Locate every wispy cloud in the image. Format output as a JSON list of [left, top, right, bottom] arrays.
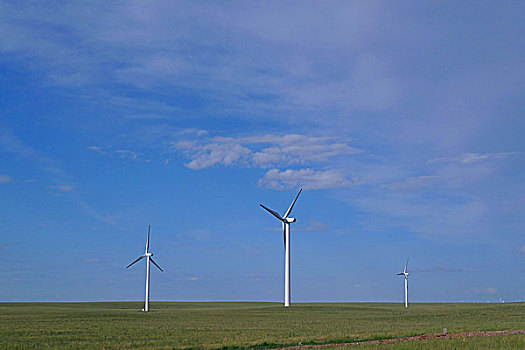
[[115, 149, 150, 162], [428, 152, 517, 164], [297, 219, 332, 232], [412, 264, 469, 273], [48, 185, 75, 193], [0, 175, 11, 183], [259, 168, 352, 190], [172, 276, 203, 282], [244, 272, 279, 283], [0, 128, 115, 226], [0, 242, 27, 256], [466, 287, 499, 295], [0, 1, 402, 123], [0, 127, 67, 181], [87, 146, 105, 153], [88, 146, 151, 162], [85, 259, 102, 264], [383, 175, 439, 191], [185, 276, 202, 281]]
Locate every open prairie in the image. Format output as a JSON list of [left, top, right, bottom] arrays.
[[0, 302, 523, 349]]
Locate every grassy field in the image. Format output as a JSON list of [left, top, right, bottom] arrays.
[[0, 302, 523, 349]]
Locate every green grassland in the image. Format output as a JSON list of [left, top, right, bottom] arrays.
[[0, 302, 523, 349]]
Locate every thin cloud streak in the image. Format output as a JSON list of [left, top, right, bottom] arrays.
[[411, 264, 470, 273], [428, 152, 518, 164], [0, 128, 116, 227]]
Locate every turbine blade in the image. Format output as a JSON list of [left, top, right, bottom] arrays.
[[126, 255, 145, 269], [397, 272, 404, 275], [145, 225, 150, 254], [260, 204, 284, 221], [404, 258, 409, 273], [150, 257, 163, 272], [283, 188, 302, 219]]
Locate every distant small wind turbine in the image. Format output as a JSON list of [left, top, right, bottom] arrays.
[[126, 225, 163, 312], [397, 258, 410, 308], [260, 188, 302, 307]]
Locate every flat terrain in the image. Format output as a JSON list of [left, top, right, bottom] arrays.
[[0, 302, 523, 349]]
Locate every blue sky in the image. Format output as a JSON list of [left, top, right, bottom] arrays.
[[1, 1, 524, 303]]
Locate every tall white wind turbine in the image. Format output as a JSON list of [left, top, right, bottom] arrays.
[[397, 258, 410, 308], [126, 225, 163, 312], [260, 188, 302, 307]]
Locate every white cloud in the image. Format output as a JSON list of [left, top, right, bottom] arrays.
[[174, 133, 359, 189], [258, 168, 352, 190], [0, 175, 11, 183], [174, 133, 359, 170]]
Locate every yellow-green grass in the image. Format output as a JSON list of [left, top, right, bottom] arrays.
[[0, 302, 523, 349]]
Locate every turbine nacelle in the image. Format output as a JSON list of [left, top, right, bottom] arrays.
[[285, 217, 296, 223]]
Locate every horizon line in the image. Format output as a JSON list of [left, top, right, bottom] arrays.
[[1, 300, 523, 304]]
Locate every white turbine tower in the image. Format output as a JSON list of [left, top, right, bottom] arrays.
[[397, 258, 410, 308], [126, 225, 163, 312], [260, 188, 302, 307]]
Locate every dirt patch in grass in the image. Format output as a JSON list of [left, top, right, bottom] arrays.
[[277, 330, 525, 349]]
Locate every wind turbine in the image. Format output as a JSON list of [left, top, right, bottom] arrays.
[[260, 188, 302, 307], [126, 225, 163, 312], [397, 258, 410, 308]]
